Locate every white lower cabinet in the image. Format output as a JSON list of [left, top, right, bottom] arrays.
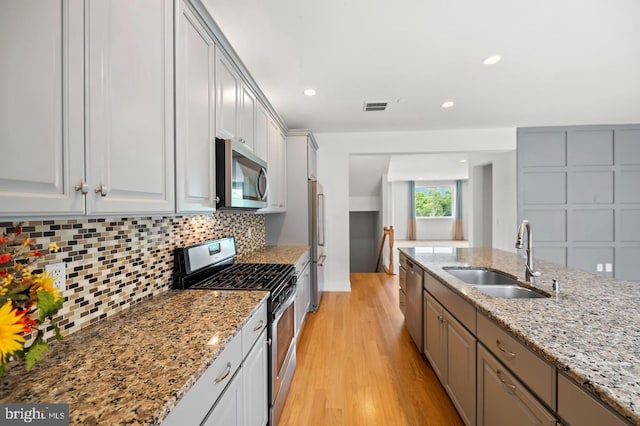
[[477, 345, 557, 426], [242, 329, 268, 426], [204, 369, 245, 426], [295, 262, 311, 339], [423, 291, 476, 425]]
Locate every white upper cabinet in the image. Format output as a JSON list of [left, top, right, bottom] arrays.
[[175, 0, 217, 213], [239, 84, 256, 152], [0, 0, 85, 216], [254, 104, 269, 162], [85, 0, 175, 214], [215, 47, 239, 141], [260, 120, 287, 213]]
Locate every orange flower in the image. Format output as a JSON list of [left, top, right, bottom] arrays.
[[0, 254, 11, 264], [16, 308, 37, 334], [0, 237, 8, 244]]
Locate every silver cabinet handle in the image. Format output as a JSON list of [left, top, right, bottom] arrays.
[[497, 369, 517, 392], [253, 320, 264, 332], [95, 184, 109, 197], [496, 340, 516, 359], [214, 362, 232, 384], [75, 182, 89, 195]]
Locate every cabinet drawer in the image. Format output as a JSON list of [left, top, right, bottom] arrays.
[[424, 271, 476, 333], [558, 373, 629, 426], [164, 332, 243, 425], [399, 266, 407, 292], [477, 345, 557, 426], [242, 300, 268, 359], [477, 314, 556, 408]]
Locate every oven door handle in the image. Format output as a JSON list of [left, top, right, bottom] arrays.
[[274, 289, 296, 321]]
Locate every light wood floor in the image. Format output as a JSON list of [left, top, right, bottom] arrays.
[[279, 273, 463, 426]]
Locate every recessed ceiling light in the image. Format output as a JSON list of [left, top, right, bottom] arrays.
[[482, 55, 502, 65], [304, 88, 316, 97], [441, 101, 455, 109], [460, 159, 467, 163]]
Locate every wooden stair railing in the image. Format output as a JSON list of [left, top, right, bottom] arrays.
[[376, 226, 394, 275]]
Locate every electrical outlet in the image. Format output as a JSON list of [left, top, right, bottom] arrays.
[[596, 263, 603, 272], [605, 263, 613, 273], [45, 262, 66, 292]]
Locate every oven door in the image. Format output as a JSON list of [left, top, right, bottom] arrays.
[[271, 289, 296, 418]]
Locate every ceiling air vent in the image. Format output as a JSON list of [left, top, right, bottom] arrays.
[[363, 102, 388, 112]]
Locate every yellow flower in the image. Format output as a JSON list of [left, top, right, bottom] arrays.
[[48, 243, 59, 253], [22, 238, 31, 247], [31, 272, 61, 301], [0, 301, 26, 364], [2, 274, 14, 287]]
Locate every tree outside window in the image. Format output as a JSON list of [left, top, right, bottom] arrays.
[[415, 186, 454, 218]]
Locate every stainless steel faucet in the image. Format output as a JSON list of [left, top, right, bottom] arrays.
[[515, 220, 541, 284]]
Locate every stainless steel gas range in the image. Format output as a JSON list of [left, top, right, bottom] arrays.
[[174, 237, 297, 426]]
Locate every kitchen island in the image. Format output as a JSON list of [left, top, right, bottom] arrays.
[[0, 289, 268, 424], [400, 247, 640, 425]]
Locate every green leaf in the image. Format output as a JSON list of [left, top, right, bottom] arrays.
[[36, 290, 63, 322], [24, 340, 48, 372], [0, 364, 4, 377], [54, 325, 63, 341]]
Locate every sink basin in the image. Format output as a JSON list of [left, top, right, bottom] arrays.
[[473, 285, 549, 299], [443, 267, 521, 286]]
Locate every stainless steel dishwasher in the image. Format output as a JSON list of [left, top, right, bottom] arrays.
[[405, 259, 423, 352]]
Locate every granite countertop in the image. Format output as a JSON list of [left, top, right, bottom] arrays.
[[237, 245, 310, 265], [399, 247, 640, 424], [0, 289, 268, 425]]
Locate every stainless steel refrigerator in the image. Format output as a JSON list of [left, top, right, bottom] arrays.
[[309, 180, 326, 311]]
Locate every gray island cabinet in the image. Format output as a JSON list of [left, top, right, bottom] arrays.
[[398, 247, 636, 426]]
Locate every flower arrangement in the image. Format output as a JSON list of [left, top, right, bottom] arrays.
[[0, 225, 64, 376]]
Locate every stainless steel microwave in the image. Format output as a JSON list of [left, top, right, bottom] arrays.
[[215, 138, 268, 209]]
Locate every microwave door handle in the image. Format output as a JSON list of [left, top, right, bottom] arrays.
[[257, 167, 269, 200]]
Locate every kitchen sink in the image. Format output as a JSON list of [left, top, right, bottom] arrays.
[[443, 267, 521, 286], [472, 285, 549, 299]]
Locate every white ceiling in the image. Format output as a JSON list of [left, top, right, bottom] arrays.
[[203, 0, 640, 133]]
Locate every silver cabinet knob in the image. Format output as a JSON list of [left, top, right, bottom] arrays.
[[75, 182, 89, 195], [95, 184, 109, 197]]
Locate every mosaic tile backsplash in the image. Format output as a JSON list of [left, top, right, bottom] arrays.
[[0, 212, 265, 340]]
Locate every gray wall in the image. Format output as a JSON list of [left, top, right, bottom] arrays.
[[517, 124, 640, 281], [349, 211, 380, 272]]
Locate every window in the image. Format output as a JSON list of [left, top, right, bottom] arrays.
[[415, 185, 454, 218]]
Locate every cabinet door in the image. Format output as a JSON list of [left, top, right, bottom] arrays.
[[239, 84, 256, 152], [0, 0, 85, 216], [423, 292, 445, 381], [444, 310, 476, 426], [278, 129, 287, 209], [254, 104, 269, 162], [86, 0, 175, 214], [242, 330, 268, 426], [477, 345, 557, 426], [215, 48, 239, 141], [203, 370, 245, 426], [175, 0, 216, 213]]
